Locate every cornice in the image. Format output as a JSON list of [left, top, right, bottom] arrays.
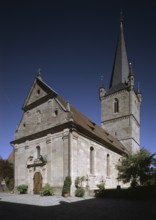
[[102, 114, 140, 127]]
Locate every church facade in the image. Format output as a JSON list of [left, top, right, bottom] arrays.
[[11, 18, 141, 196]]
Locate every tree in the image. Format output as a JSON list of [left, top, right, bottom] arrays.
[[0, 158, 14, 190], [117, 148, 156, 187], [62, 176, 72, 197]]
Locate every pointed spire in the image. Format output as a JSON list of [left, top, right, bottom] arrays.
[[109, 14, 129, 89]]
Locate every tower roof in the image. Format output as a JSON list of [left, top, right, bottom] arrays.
[[109, 16, 129, 89]]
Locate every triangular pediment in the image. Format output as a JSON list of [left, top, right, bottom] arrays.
[[22, 76, 57, 111]]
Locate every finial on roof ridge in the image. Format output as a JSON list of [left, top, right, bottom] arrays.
[[37, 68, 42, 80], [100, 73, 104, 86], [37, 68, 42, 76], [66, 101, 71, 112]]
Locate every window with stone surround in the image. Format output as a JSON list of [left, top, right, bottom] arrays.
[[36, 146, 40, 159], [90, 147, 94, 174], [106, 154, 110, 177]]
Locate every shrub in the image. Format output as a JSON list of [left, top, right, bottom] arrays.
[[40, 183, 54, 196], [75, 176, 85, 197], [96, 182, 105, 198], [75, 176, 84, 188], [17, 184, 28, 194], [62, 176, 72, 196], [75, 187, 85, 197]]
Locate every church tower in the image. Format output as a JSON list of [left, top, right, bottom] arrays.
[[99, 17, 142, 154]]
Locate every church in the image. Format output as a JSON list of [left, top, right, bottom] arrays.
[[11, 18, 142, 196]]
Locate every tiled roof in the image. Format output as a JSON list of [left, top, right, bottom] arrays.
[[105, 82, 129, 96], [57, 96, 128, 155]]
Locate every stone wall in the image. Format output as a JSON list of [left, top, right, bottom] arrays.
[[100, 89, 140, 153], [14, 129, 123, 196]]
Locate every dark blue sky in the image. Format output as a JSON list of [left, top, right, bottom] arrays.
[[1, 1, 156, 159]]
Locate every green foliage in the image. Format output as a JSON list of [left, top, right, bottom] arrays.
[[75, 176, 84, 188], [96, 182, 105, 197], [75, 187, 85, 197], [97, 182, 105, 191], [96, 186, 156, 199], [75, 176, 85, 197], [62, 176, 72, 195], [0, 158, 14, 191], [117, 148, 156, 187], [17, 184, 28, 194], [40, 183, 54, 196], [5, 177, 14, 191], [0, 159, 14, 179]]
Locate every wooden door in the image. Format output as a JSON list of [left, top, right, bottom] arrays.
[[33, 172, 42, 194]]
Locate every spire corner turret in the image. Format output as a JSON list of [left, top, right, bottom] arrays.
[[137, 83, 142, 103], [99, 74, 106, 100], [128, 62, 135, 90]]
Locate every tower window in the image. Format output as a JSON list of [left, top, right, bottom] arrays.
[[90, 147, 94, 174], [114, 98, 119, 113]]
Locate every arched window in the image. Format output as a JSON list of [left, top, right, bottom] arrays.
[[36, 146, 40, 159], [114, 98, 119, 113], [90, 147, 94, 174], [106, 154, 110, 177]]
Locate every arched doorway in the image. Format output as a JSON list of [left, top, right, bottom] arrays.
[[33, 172, 42, 194]]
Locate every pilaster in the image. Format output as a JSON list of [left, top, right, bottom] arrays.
[[62, 129, 70, 179]]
